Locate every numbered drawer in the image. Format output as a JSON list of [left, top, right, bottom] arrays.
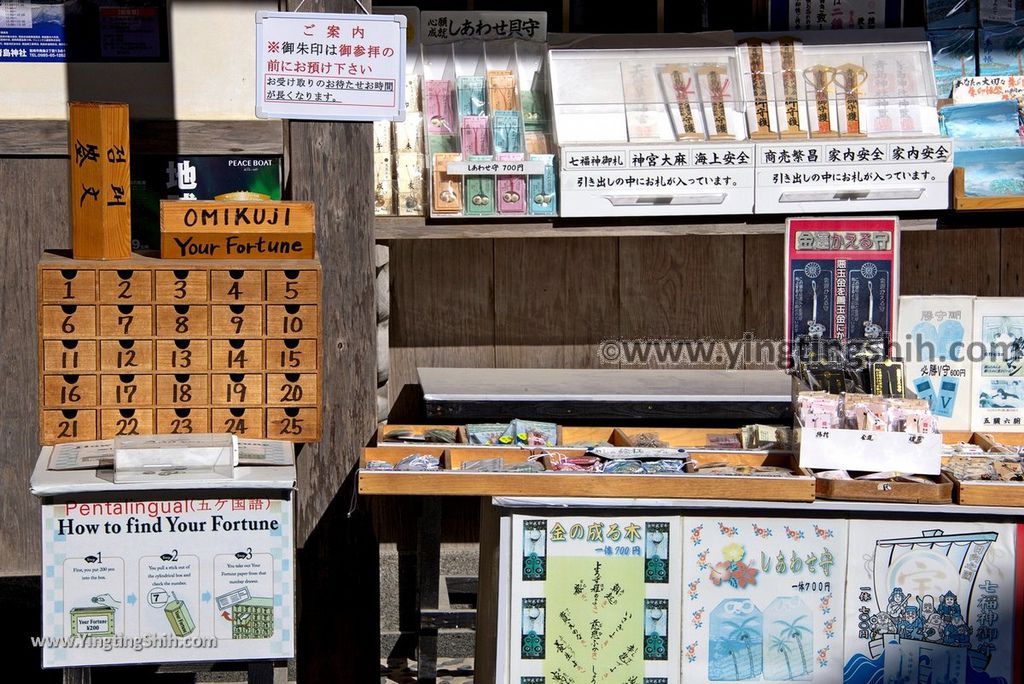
[[155, 269, 209, 303], [99, 305, 153, 337], [266, 339, 318, 371], [99, 269, 153, 303], [41, 305, 97, 338], [266, 304, 317, 337], [266, 269, 319, 303], [100, 373, 154, 407], [266, 373, 318, 405], [267, 407, 319, 441], [41, 269, 97, 303], [212, 339, 264, 372], [157, 408, 210, 436], [99, 339, 154, 372], [155, 339, 209, 372], [42, 409, 98, 443], [100, 408, 154, 439], [211, 305, 263, 337], [212, 407, 264, 439], [210, 269, 263, 303], [211, 373, 263, 406], [43, 374, 98, 407], [43, 340, 98, 372], [156, 305, 209, 337], [156, 373, 209, 407]]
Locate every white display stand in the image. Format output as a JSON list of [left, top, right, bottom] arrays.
[[30, 444, 296, 670]]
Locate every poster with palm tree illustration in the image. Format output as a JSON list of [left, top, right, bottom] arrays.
[[682, 517, 847, 683], [508, 514, 682, 684]]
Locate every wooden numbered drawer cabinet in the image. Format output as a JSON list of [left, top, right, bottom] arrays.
[[38, 251, 322, 443]]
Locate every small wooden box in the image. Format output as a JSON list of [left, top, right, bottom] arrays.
[[211, 373, 264, 406], [211, 339, 264, 372], [42, 409, 98, 443], [99, 304, 153, 337], [947, 432, 1024, 506], [154, 269, 209, 303], [41, 305, 96, 338], [156, 407, 210, 435], [266, 339, 318, 371], [211, 304, 263, 337], [814, 472, 955, 504], [41, 269, 96, 302], [266, 270, 319, 302], [43, 374, 98, 408], [98, 269, 153, 303], [38, 251, 322, 443], [99, 339, 154, 372], [211, 407, 265, 439], [100, 373, 154, 407], [155, 374, 210, 407], [210, 270, 264, 303], [267, 407, 320, 441], [155, 339, 209, 372], [100, 408, 155, 439], [43, 340, 98, 373], [155, 304, 210, 337]]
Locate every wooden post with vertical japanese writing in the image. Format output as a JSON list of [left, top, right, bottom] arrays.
[[68, 102, 132, 259]]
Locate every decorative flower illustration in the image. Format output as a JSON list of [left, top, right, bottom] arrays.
[[820, 594, 832, 615], [814, 524, 834, 540], [685, 641, 698, 663], [751, 523, 773, 538], [690, 524, 704, 546], [817, 645, 830, 669], [732, 561, 759, 588], [692, 608, 705, 629], [722, 542, 745, 562], [718, 522, 738, 537], [687, 578, 701, 601], [824, 617, 836, 639], [710, 561, 732, 586], [696, 549, 710, 571], [784, 525, 805, 540]]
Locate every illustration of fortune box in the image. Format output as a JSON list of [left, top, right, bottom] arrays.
[[231, 598, 274, 639], [164, 599, 196, 637], [70, 606, 115, 637]]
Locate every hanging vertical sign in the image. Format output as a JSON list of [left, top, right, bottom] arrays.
[[255, 11, 406, 122]]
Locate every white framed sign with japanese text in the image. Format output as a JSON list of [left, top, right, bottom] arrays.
[[256, 11, 406, 122]]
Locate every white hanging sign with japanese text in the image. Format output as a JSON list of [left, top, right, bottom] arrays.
[[255, 11, 406, 122]]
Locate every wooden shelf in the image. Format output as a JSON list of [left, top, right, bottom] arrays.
[[952, 166, 1024, 212], [375, 215, 939, 239], [358, 470, 815, 501], [0, 120, 284, 156]]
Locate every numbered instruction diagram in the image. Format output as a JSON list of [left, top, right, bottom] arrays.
[[41, 497, 294, 667]]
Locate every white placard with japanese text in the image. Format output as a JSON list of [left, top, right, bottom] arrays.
[[256, 11, 406, 122], [558, 143, 756, 217], [41, 495, 294, 667], [754, 137, 952, 213]]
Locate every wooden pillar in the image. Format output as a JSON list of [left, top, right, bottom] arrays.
[[285, 1, 379, 681]]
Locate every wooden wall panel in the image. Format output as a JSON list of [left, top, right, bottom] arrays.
[[389, 240, 495, 407], [0, 158, 69, 576], [494, 237, 618, 368], [1000, 228, 1024, 296], [900, 228, 1000, 296], [742, 233, 785, 369], [618, 236, 746, 368]]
